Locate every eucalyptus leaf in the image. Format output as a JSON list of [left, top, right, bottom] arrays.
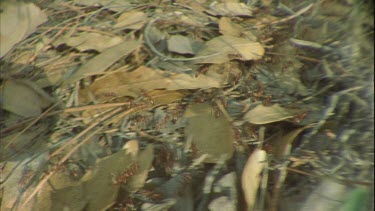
[[81, 148, 135, 211], [184, 103, 234, 163], [244, 104, 294, 124], [167, 35, 195, 55]]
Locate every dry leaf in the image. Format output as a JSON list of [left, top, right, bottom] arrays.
[[208, 196, 236, 211], [219, 17, 242, 37], [1, 124, 47, 159], [1, 80, 53, 117], [67, 39, 141, 83], [1, 153, 49, 211], [114, 11, 147, 30], [271, 126, 310, 160], [81, 148, 135, 211], [13, 141, 141, 211], [244, 104, 294, 124], [195, 35, 264, 64], [146, 90, 186, 106], [207, 2, 253, 17], [183, 102, 214, 118], [38, 171, 87, 211], [167, 35, 195, 55], [0, 1, 47, 57], [123, 140, 139, 158], [184, 103, 234, 163], [241, 149, 267, 210], [81, 66, 226, 102], [53, 32, 124, 52]]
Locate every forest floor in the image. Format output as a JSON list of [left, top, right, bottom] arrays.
[[1, 0, 374, 210]]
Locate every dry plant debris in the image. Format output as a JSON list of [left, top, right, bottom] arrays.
[[0, 0, 373, 211]]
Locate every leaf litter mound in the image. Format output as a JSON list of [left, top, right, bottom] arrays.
[[0, 0, 373, 210]]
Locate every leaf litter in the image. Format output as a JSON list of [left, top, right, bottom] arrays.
[[0, 0, 373, 211]]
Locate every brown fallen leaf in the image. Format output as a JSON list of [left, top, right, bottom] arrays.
[[80, 66, 227, 102]]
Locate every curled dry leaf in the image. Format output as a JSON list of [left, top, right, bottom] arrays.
[[271, 126, 311, 160], [244, 104, 294, 125], [241, 149, 267, 210]]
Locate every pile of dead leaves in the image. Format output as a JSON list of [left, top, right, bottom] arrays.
[[1, 0, 373, 211]]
